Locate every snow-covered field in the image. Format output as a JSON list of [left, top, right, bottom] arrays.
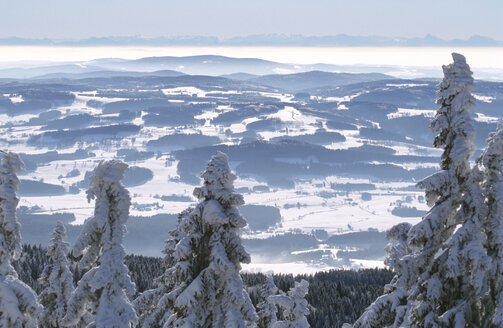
[[1, 55, 501, 271], [6, 91, 428, 231]]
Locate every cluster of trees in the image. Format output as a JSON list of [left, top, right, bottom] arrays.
[[351, 53, 503, 327], [245, 270, 394, 328], [0, 151, 313, 327], [13, 245, 393, 328]]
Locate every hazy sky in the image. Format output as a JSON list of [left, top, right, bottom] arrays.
[[0, 0, 501, 40]]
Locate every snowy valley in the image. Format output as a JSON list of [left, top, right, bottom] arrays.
[[1, 54, 502, 274]]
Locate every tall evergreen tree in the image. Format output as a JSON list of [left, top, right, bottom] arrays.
[[0, 152, 40, 328], [409, 52, 476, 268], [153, 151, 257, 327], [62, 160, 138, 328], [405, 52, 486, 327], [352, 53, 484, 327], [38, 222, 89, 328]]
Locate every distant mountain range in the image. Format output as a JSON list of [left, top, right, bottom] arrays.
[[1, 34, 502, 47], [2, 54, 501, 82], [0, 55, 396, 78], [248, 71, 392, 92]]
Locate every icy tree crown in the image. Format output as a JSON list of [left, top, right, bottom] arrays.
[[433, 52, 476, 172], [73, 160, 130, 267], [86, 159, 129, 205], [45, 221, 70, 267], [415, 52, 477, 212], [193, 151, 244, 208]]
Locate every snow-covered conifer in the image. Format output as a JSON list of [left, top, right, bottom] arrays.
[[62, 160, 137, 328], [352, 53, 484, 327], [353, 223, 412, 328], [416, 161, 491, 326], [409, 52, 476, 259], [0, 152, 40, 328], [39, 221, 89, 328], [268, 279, 310, 328], [405, 53, 489, 327], [482, 124, 503, 325], [256, 274, 279, 328], [156, 151, 257, 327]]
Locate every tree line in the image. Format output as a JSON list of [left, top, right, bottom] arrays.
[[12, 243, 393, 328]]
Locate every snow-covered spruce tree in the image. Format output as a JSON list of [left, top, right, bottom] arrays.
[[256, 274, 279, 328], [268, 279, 310, 328], [405, 53, 488, 327], [62, 160, 138, 328], [133, 208, 190, 327], [352, 222, 412, 328], [418, 159, 490, 326], [39, 221, 89, 328], [162, 151, 257, 327], [0, 151, 41, 328], [410, 52, 476, 257], [482, 124, 503, 325]]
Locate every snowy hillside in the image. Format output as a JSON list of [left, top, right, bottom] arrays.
[[1, 55, 502, 273]]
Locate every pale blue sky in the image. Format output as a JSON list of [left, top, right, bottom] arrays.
[[0, 0, 501, 40]]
